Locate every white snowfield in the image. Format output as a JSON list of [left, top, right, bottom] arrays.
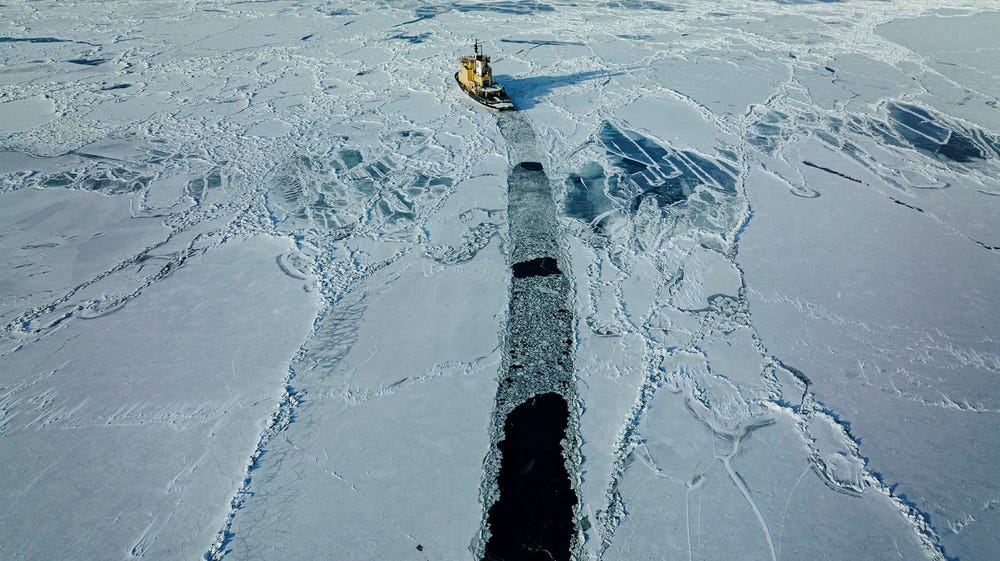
[[1, 1, 998, 560]]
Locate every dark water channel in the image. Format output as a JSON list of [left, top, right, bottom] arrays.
[[512, 257, 561, 278], [484, 393, 575, 561]]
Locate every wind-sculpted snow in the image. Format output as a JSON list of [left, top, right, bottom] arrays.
[[750, 100, 1000, 169], [563, 123, 745, 269], [266, 135, 457, 239], [599, 122, 737, 209], [884, 102, 1000, 163], [2, 1, 999, 561], [602, 1, 676, 10], [411, 1, 557, 20]]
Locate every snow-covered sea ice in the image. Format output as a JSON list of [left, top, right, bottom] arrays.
[[2, 2, 998, 560]]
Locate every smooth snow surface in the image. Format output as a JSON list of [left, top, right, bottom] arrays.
[[2, 2, 998, 561]]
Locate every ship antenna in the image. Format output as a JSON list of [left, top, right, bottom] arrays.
[[474, 39, 480, 57]]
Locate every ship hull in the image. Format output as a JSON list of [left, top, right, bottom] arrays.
[[455, 72, 514, 111]]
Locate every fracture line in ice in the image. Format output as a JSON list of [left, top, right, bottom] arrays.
[[762, 369, 954, 561], [556, 116, 958, 559], [203, 241, 413, 560], [0, 221, 225, 356]]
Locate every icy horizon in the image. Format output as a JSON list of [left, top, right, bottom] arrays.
[[2, 1, 999, 560]]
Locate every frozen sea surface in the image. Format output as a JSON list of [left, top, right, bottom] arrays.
[[2, 1, 999, 560]]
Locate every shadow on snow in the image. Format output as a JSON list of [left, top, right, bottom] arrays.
[[494, 70, 618, 109]]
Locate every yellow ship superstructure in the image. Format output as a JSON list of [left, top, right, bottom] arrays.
[[456, 41, 513, 111]]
